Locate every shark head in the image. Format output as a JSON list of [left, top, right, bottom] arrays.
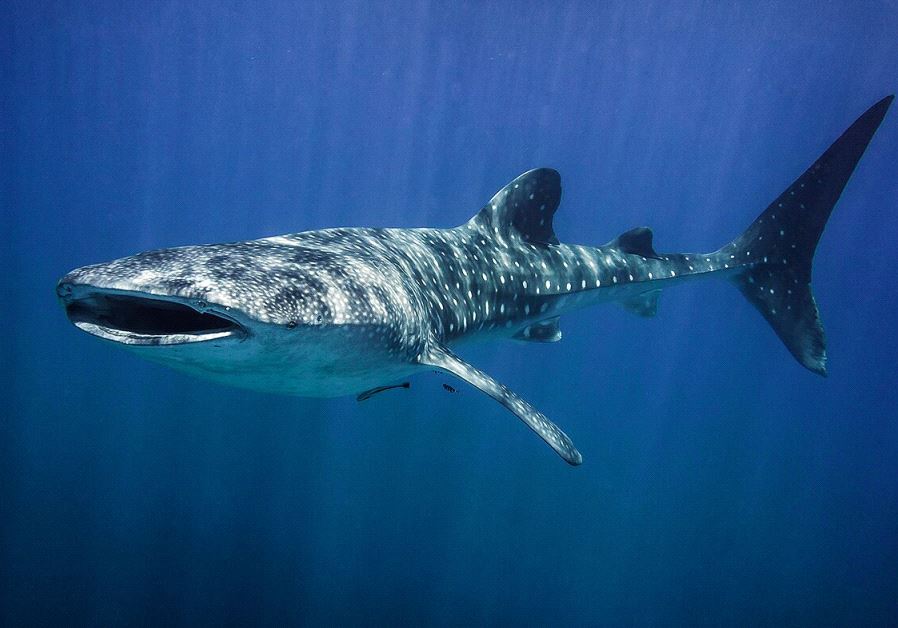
[[57, 244, 268, 348], [56, 238, 368, 350], [55, 237, 422, 396]]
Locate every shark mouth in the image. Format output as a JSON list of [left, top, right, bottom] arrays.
[[63, 290, 246, 346]]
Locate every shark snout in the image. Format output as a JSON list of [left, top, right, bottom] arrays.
[[56, 279, 74, 301]]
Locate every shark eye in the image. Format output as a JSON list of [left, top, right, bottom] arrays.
[[286, 320, 297, 329], [316, 315, 323, 323]]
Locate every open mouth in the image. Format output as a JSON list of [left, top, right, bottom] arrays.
[[63, 291, 245, 346]]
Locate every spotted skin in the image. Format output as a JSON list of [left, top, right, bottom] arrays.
[[57, 96, 892, 465]]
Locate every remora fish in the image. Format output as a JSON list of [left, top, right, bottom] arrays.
[[57, 96, 893, 465]]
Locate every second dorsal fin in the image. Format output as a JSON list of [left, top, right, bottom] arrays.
[[609, 227, 660, 258]]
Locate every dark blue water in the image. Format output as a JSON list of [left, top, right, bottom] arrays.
[[4, 2, 898, 625]]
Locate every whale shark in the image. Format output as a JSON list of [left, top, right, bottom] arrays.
[[57, 96, 893, 465]]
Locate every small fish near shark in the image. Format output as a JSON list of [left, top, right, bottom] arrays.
[[57, 96, 893, 465]]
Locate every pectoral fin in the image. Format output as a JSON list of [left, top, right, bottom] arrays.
[[418, 345, 583, 465]]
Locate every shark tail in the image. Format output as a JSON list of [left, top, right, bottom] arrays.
[[721, 95, 893, 376]]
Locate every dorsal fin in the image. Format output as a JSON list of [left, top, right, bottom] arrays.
[[469, 168, 561, 245], [608, 227, 660, 258]]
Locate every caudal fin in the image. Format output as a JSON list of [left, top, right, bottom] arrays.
[[723, 95, 893, 376]]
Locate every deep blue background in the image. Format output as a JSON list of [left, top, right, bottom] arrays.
[[3, 1, 898, 625]]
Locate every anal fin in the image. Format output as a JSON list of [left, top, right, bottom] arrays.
[[418, 344, 582, 465]]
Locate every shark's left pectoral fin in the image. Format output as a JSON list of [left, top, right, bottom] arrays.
[[418, 345, 583, 465]]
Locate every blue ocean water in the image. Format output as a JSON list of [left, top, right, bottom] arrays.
[[3, 1, 898, 625]]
